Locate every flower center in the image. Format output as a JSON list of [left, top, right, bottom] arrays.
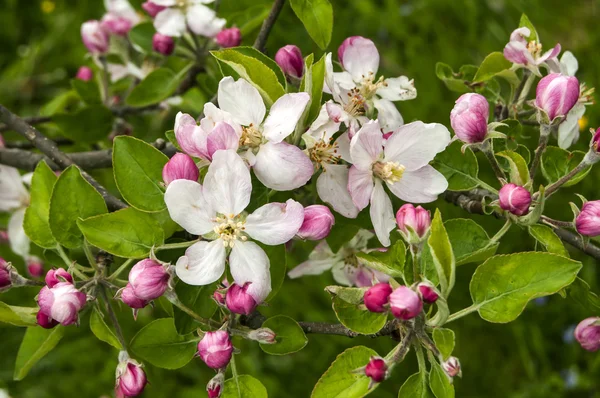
[[344, 89, 366, 117], [527, 41, 542, 58], [176, 0, 190, 8], [359, 73, 386, 100], [213, 214, 247, 248], [343, 253, 359, 268], [239, 124, 263, 149], [308, 137, 340, 169], [373, 161, 405, 184]]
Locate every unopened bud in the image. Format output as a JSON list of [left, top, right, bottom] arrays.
[[37, 282, 86, 326], [499, 183, 531, 216], [396, 204, 431, 242], [364, 357, 387, 383], [417, 282, 439, 304], [76, 66, 94, 81], [26, 257, 44, 279], [36, 311, 59, 329], [215, 27, 241, 48], [115, 353, 147, 397], [120, 283, 150, 310], [45, 268, 73, 288], [389, 286, 422, 320], [101, 14, 133, 36], [153, 33, 175, 56], [81, 20, 109, 54], [450, 93, 489, 143], [197, 331, 233, 369], [207, 372, 224, 398], [442, 356, 462, 378], [574, 317, 600, 352], [248, 328, 277, 344], [226, 282, 258, 315], [535, 73, 580, 122], [0, 258, 11, 289], [275, 45, 304, 79], [576, 200, 600, 237], [296, 205, 335, 240], [142, 1, 166, 18], [363, 283, 392, 313], [162, 153, 199, 185], [128, 259, 169, 302]]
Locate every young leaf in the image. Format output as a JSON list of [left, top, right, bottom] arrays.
[[260, 315, 308, 355], [568, 277, 600, 312], [226, 46, 287, 88], [356, 239, 406, 278], [427, 210, 456, 298], [113, 136, 169, 212], [222, 375, 268, 398], [398, 371, 434, 398], [541, 146, 591, 188], [472, 52, 513, 83], [429, 360, 455, 398], [519, 14, 539, 43], [301, 54, 326, 126], [312, 346, 379, 398], [496, 150, 530, 186], [470, 253, 581, 323], [89, 308, 121, 350], [126, 67, 190, 107], [49, 165, 108, 249], [23, 161, 58, 249], [77, 208, 165, 259], [71, 79, 102, 105], [14, 326, 65, 381], [528, 225, 569, 257], [435, 62, 471, 93], [53, 105, 114, 143], [433, 141, 480, 191], [0, 302, 38, 327], [172, 282, 218, 335], [289, 0, 333, 50], [128, 21, 155, 54], [129, 318, 197, 369], [432, 328, 455, 360]]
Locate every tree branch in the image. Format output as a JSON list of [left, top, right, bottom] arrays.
[[253, 0, 286, 52]]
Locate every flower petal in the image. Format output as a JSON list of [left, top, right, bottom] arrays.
[[387, 165, 448, 203], [560, 51, 579, 76], [348, 165, 374, 211], [377, 76, 417, 101], [229, 241, 271, 302], [206, 122, 239, 159], [186, 4, 226, 37], [307, 103, 341, 142], [176, 240, 226, 286], [217, 77, 266, 127], [147, 0, 176, 5], [203, 149, 252, 215], [288, 258, 336, 279], [245, 199, 304, 245], [384, 121, 450, 170], [370, 180, 395, 247], [316, 164, 359, 219], [349, 120, 383, 170], [8, 208, 29, 257], [373, 98, 403, 134], [164, 180, 215, 235], [175, 112, 209, 159], [262, 93, 310, 143], [154, 8, 186, 37], [334, 131, 352, 162], [558, 103, 585, 149], [0, 165, 28, 212], [340, 37, 380, 81], [253, 141, 313, 191]]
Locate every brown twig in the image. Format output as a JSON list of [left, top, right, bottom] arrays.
[[253, 0, 286, 52]]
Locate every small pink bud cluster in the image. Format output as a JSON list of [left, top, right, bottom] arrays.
[[499, 183, 531, 216], [153, 33, 175, 56], [198, 330, 233, 369], [215, 27, 242, 48], [450, 93, 490, 144], [120, 259, 170, 315], [396, 204, 431, 243], [363, 283, 423, 320], [162, 153, 199, 186], [37, 268, 85, 328], [226, 282, 258, 315], [0, 258, 11, 289], [296, 205, 335, 240], [115, 353, 147, 398], [81, 20, 110, 54], [535, 73, 580, 122], [574, 317, 600, 352], [442, 356, 462, 378], [76, 66, 94, 81], [142, 1, 167, 18], [576, 201, 600, 237], [275, 45, 304, 79], [364, 357, 388, 383], [26, 256, 44, 279]]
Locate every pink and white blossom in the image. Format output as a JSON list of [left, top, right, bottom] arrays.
[[535, 73, 580, 122], [498, 183, 531, 216], [81, 20, 110, 54], [275, 45, 304, 79], [576, 200, 600, 237], [115, 353, 147, 398], [442, 356, 462, 378], [152, 0, 226, 38], [197, 330, 233, 369], [574, 317, 600, 352], [450, 93, 489, 143], [396, 204, 431, 240], [389, 286, 422, 320], [296, 205, 335, 240], [225, 282, 258, 315], [165, 150, 305, 303], [162, 153, 199, 185], [215, 27, 241, 48], [503, 27, 560, 75], [37, 282, 87, 326], [45, 268, 73, 288], [128, 259, 170, 301]]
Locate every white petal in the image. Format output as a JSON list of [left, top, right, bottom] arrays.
[[373, 98, 403, 133], [307, 103, 341, 142], [8, 208, 29, 258], [206, 122, 239, 159], [230, 241, 271, 302], [175, 117, 209, 159], [324, 53, 348, 104], [558, 103, 585, 149], [253, 141, 313, 191], [217, 77, 266, 127], [316, 164, 359, 219], [175, 240, 226, 285], [370, 180, 395, 247], [200, 103, 243, 136], [341, 37, 380, 81], [154, 8, 186, 37], [387, 166, 448, 203], [186, 4, 226, 37], [332, 72, 356, 91], [376, 76, 417, 101], [147, 0, 176, 5], [288, 258, 336, 278], [384, 121, 450, 170], [349, 120, 383, 170], [104, 0, 140, 23], [0, 165, 28, 212], [203, 150, 252, 215], [331, 263, 354, 286], [560, 51, 579, 76], [164, 180, 215, 235], [348, 165, 374, 211], [334, 132, 352, 162], [245, 199, 304, 245], [262, 93, 310, 143]]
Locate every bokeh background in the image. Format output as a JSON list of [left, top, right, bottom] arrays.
[[1, 0, 600, 397]]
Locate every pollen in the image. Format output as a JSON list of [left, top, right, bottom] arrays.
[[373, 161, 405, 184], [309, 136, 341, 168], [214, 214, 247, 248], [240, 124, 263, 148]]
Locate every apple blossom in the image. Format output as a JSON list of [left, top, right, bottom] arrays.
[[165, 150, 305, 303], [364, 357, 387, 383], [225, 282, 258, 315], [215, 27, 241, 48], [152, 0, 226, 38], [120, 283, 150, 313], [76, 66, 94, 81], [37, 311, 59, 329], [576, 200, 600, 237], [499, 183, 531, 216], [275, 45, 304, 79], [198, 331, 233, 369], [574, 317, 600, 352], [207, 373, 224, 398], [153, 33, 175, 55], [162, 153, 199, 185], [417, 282, 439, 304], [174, 112, 240, 162], [535, 73, 580, 122], [450, 93, 489, 143], [395, 204, 431, 241], [389, 286, 422, 320], [503, 27, 560, 74], [37, 282, 87, 326], [248, 328, 277, 344], [128, 259, 170, 302], [101, 14, 133, 36], [363, 283, 392, 313], [296, 205, 335, 241], [442, 356, 462, 378], [348, 120, 450, 246], [115, 353, 147, 398], [81, 20, 110, 54], [45, 268, 73, 288]]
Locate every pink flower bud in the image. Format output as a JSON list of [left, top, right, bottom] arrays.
[[592, 127, 600, 153], [364, 357, 387, 383], [101, 14, 133, 36], [128, 259, 169, 302], [226, 282, 258, 315], [45, 268, 73, 288], [197, 331, 233, 369], [141, 1, 167, 18], [120, 283, 149, 309], [363, 283, 392, 313], [152, 33, 175, 56], [162, 153, 199, 185], [389, 286, 422, 320], [296, 205, 335, 240], [396, 204, 431, 238], [498, 183, 531, 216], [36, 311, 59, 329], [0, 258, 11, 289], [81, 20, 110, 54], [248, 328, 277, 344], [450, 93, 489, 143], [503, 27, 533, 65], [215, 27, 241, 48], [535, 73, 580, 121], [442, 356, 462, 378], [37, 282, 87, 326], [116, 358, 147, 397], [26, 257, 44, 279], [76, 66, 94, 81], [417, 282, 439, 304], [207, 373, 224, 398], [574, 317, 600, 351], [275, 45, 304, 79], [576, 200, 600, 237]]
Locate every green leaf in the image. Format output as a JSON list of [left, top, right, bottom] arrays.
[[14, 326, 65, 380], [299, 54, 326, 130], [433, 141, 480, 191], [312, 346, 378, 398], [264, 244, 287, 302], [568, 277, 600, 312], [398, 371, 434, 398], [222, 375, 268, 398], [53, 105, 114, 143], [0, 302, 38, 327], [173, 281, 218, 335], [71, 79, 101, 104], [445, 219, 497, 266], [113, 136, 170, 212], [211, 48, 286, 105], [435, 62, 471, 93], [519, 14, 539, 42], [427, 210, 455, 298], [330, 288, 387, 335], [473, 52, 513, 83], [78, 207, 165, 259], [23, 161, 58, 249], [528, 225, 569, 257], [429, 360, 455, 398], [226, 46, 287, 89], [541, 146, 591, 188], [356, 239, 406, 278], [129, 21, 155, 54], [260, 315, 308, 355], [130, 318, 197, 369], [496, 150, 530, 186], [89, 308, 121, 349], [49, 165, 108, 249], [470, 252, 582, 323], [289, 0, 333, 50], [126, 67, 190, 107], [432, 328, 455, 361]]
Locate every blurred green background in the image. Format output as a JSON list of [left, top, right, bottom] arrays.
[[1, 0, 600, 397]]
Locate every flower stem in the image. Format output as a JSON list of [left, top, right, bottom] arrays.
[[489, 219, 512, 245], [155, 240, 197, 252], [515, 71, 536, 109], [544, 160, 590, 197], [83, 241, 99, 272], [99, 284, 128, 351], [164, 290, 220, 329], [108, 259, 134, 281], [529, 124, 551, 181], [446, 304, 479, 324], [481, 140, 506, 182]]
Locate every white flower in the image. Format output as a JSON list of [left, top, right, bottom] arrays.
[[288, 229, 389, 287], [104, 0, 140, 25], [0, 165, 31, 258], [348, 120, 450, 246], [165, 149, 305, 302], [152, 0, 225, 38]]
